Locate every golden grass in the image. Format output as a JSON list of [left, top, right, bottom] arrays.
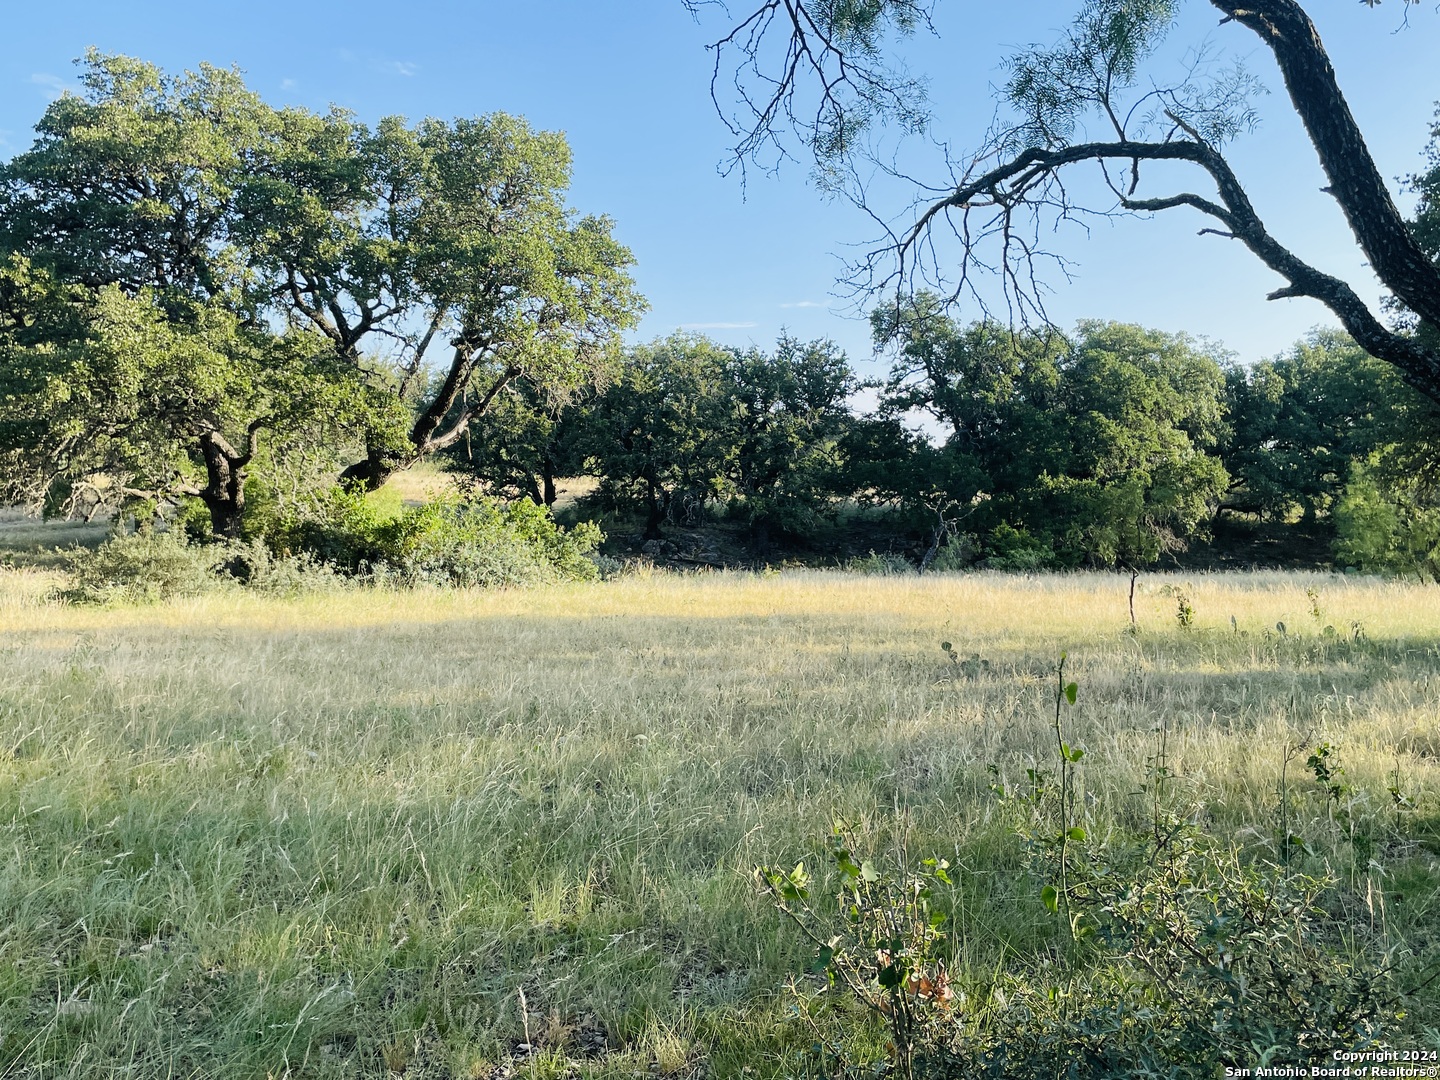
[[0, 569, 1437, 1077]]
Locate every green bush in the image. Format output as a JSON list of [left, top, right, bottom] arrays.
[[59, 530, 228, 604], [273, 488, 603, 587], [372, 496, 603, 588], [59, 531, 345, 603], [843, 550, 914, 575], [58, 491, 599, 601], [1334, 460, 1440, 580], [215, 539, 344, 596], [982, 523, 1053, 571], [925, 534, 978, 572]]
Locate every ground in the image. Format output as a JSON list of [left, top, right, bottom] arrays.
[[1, 564, 1437, 1077]]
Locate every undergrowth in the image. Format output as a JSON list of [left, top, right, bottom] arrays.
[[761, 657, 1440, 1079]]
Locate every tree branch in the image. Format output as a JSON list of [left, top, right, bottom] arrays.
[[898, 134, 1440, 398], [1209, 0, 1440, 331]]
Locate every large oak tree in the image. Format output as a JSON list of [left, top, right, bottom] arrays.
[[0, 54, 379, 535], [0, 53, 643, 535]]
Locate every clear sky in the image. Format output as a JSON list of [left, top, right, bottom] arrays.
[[2, 2, 1436, 380]]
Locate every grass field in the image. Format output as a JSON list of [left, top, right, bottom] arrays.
[[1, 568, 1438, 1077]]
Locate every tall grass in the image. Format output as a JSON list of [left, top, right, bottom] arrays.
[[0, 570, 1437, 1077]]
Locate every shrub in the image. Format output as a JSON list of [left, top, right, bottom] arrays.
[[371, 496, 602, 588], [1334, 460, 1440, 581], [925, 534, 978, 572], [273, 489, 603, 588], [59, 530, 227, 604], [982, 523, 1053, 571], [59, 532, 346, 603], [843, 550, 914, 575], [215, 539, 344, 596]]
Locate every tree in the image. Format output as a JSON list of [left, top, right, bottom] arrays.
[[695, 1, 1440, 403], [873, 294, 1066, 503], [866, 306, 1230, 565], [245, 110, 645, 491], [1334, 458, 1440, 581], [1027, 321, 1229, 566], [581, 334, 738, 539], [445, 376, 589, 508], [0, 56, 381, 535], [722, 335, 857, 546], [1220, 329, 1418, 521], [582, 333, 859, 545], [0, 259, 364, 536], [0, 53, 643, 536]]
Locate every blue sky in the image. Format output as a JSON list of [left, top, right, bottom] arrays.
[[3, 2, 1436, 380]]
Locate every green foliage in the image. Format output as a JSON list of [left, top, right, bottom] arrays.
[[1158, 583, 1196, 628], [59, 490, 601, 600], [256, 106, 644, 490], [1410, 110, 1440, 353], [1221, 330, 1427, 522], [760, 829, 955, 1080], [274, 489, 601, 588], [0, 51, 642, 535], [1335, 458, 1440, 580], [1334, 465, 1402, 570], [0, 55, 398, 534], [724, 336, 857, 540], [446, 378, 586, 506], [57, 530, 341, 604], [842, 550, 913, 575], [871, 302, 1230, 568], [583, 333, 858, 541], [581, 334, 736, 536], [981, 523, 1052, 571], [58, 530, 229, 604], [377, 497, 603, 588], [1005, 0, 1183, 148]]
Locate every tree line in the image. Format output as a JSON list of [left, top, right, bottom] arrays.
[[2, 53, 1439, 579], [454, 308, 1440, 575]]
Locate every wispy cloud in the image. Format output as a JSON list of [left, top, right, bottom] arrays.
[[336, 49, 418, 78], [30, 72, 76, 100], [681, 321, 758, 330], [280, 77, 298, 91], [779, 300, 828, 309]]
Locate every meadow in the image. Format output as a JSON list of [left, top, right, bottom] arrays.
[[1, 568, 1438, 1077]]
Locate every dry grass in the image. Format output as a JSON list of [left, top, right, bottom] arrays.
[[0, 569, 1437, 1076]]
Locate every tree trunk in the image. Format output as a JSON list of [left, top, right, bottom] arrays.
[[197, 430, 249, 539], [542, 459, 558, 508], [338, 447, 400, 492]]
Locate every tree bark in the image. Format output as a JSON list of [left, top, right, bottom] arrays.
[[542, 459, 558, 508], [338, 447, 403, 493], [1209, 0, 1440, 334], [196, 427, 257, 539]]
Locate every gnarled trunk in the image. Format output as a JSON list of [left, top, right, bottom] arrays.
[[197, 429, 252, 539]]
